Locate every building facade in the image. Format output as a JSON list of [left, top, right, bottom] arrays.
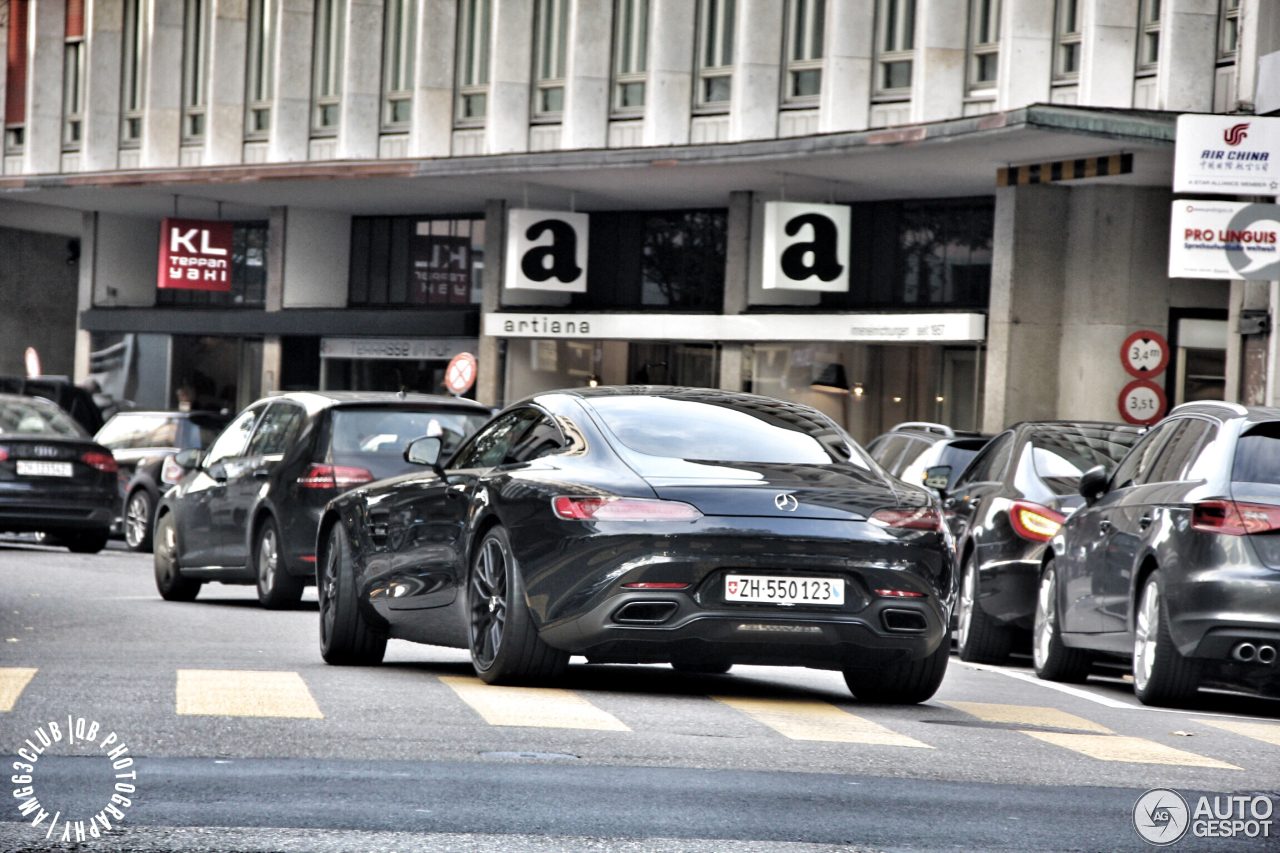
[[0, 0, 1276, 442]]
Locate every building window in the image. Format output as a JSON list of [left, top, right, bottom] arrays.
[[456, 0, 491, 124], [382, 0, 415, 129], [784, 0, 824, 104], [349, 216, 486, 308], [968, 0, 1000, 89], [1138, 0, 1160, 72], [4, 0, 28, 154], [182, 0, 210, 142], [874, 0, 914, 96], [1218, 0, 1239, 64], [313, 0, 345, 133], [63, 11, 86, 151], [155, 223, 270, 308], [1054, 0, 1081, 79], [245, 0, 275, 138], [120, 0, 147, 147], [612, 0, 648, 115], [532, 0, 569, 119], [696, 0, 735, 109]]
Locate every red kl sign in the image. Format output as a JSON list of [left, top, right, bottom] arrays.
[[157, 218, 234, 291]]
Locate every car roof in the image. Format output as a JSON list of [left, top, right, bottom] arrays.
[[1006, 420, 1145, 433], [106, 410, 227, 419], [256, 390, 492, 416], [536, 385, 807, 406]]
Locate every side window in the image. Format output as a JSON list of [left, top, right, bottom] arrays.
[[893, 439, 930, 476], [507, 415, 565, 463], [203, 408, 262, 467], [955, 432, 1013, 487], [450, 409, 541, 469], [1141, 419, 1213, 484], [246, 403, 306, 456], [1112, 420, 1179, 489], [870, 435, 910, 470]]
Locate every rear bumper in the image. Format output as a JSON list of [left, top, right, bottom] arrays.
[[1173, 565, 1280, 660], [0, 497, 115, 533]]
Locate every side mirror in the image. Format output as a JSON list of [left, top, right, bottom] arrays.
[[404, 435, 445, 477], [924, 465, 952, 493], [1078, 465, 1110, 506], [173, 448, 203, 470]]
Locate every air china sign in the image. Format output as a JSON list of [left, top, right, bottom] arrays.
[[1173, 114, 1280, 194], [157, 218, 234, 291]]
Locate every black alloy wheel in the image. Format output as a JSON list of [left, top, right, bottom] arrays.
[[1032, 560, 1092, 683], [124, 489, 154, 552], [153, 513, 201, 601], [956, 553, 1014, 664], [1132, 573, 1202, 708], [318, 523, 386, 666], [468, 526, 568, 685], [255, 517, 304, 609], [843, 633, 951, 704]]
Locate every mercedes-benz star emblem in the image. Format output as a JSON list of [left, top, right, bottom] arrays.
[[774, 493, 799, 512]]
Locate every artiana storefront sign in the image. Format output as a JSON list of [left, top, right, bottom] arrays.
[[762, 202, 851, 292], [505, 209, 589, 292], [1169, 201, 1280, 281], [157, 218, 234, 291], [1173, 114, 1280, 194]]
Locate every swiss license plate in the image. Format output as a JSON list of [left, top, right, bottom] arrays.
[[15, 460, 73, 478], [724, 575, 844, 606]]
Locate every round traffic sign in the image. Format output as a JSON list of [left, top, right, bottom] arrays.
[[444, 352, 477, 395], [1118, 379, 1167, 425], [1120, 330, 1169, 379]]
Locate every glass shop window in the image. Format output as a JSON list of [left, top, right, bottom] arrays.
[[349, 215, 486, 307]]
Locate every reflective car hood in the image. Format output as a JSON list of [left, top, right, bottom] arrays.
[[643, 461, 897, 521]]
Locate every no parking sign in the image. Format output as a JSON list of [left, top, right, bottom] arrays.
[[445, 353, 477, 396]]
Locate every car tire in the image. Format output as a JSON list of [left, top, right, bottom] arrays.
[[671, 661, 733, 675], [255, 517, 304, 610], [124, 489, 154, 552], [66, 530, 110, 554], [468, 526, 568, 685], [318, 522, 387, 666], [956, 553, 1014, 664], [1032, 560, 1092, 683], [843, 634, 950, 704], [153, 513, 202, 602], [1132, 573, 1202, 708]]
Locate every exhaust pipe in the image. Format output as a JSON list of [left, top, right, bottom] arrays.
[[1259, 645, 1277, 665], [1232, 642, 1257, 662]]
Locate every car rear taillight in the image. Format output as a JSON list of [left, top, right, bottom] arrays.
[[551, 496, 703, 521], [869, 507, 942, 530], [297, 464, 375, 489], [81, 451, 118, 473], [1009, 500, 1065, 542], [0, 446, 7, 462], [1192, 500, 1280, 535], [161, 455, 186, 485]]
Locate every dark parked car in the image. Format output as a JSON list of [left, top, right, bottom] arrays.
[[0, 376, 105, 434], [933, 421, 1144, 664], [866, 422, 990, 493], [95, 410, 232, 551], [0, 394, 118, 553], [1036, 402, 1280, 706], [153, 392, 491, 608], [317, 387, 955, 703]]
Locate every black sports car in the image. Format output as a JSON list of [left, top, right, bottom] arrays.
[[318, 387, 955, 703]]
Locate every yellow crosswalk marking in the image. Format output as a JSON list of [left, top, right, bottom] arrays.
[[1023, 732, 1241, 769], [941, 701, 1113, 733], [1196, 718, 1280, 747], [0, 667, 37, 712], [439, 676, 631, 731], [176, 670, 324, 718], [714, 696, 933, 747]]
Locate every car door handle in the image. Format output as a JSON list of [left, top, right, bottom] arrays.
[[1098, 519, 1112, 532], [1138, 515, 1153, 530]]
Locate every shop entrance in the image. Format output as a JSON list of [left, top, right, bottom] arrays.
[[170, 335, 262, 414], [319, 337, 480, 398], [503, 339, 719, 401]]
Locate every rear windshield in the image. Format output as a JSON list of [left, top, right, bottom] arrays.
[[589, 396, 863, 466], [330, 408, 490, 479], [1031, 427, 1143, 494], [937, 440, 987, 485], [1233, 422, 1280, 484], [0, 398, 86, 438], [96, 414, 180, 450]]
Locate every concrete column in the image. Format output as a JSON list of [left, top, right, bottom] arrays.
[[1233, 0, 1280, 111], [981, 185, 1067, 432], [1224, 279, 1244, 403], [561, 0, 611, 150], [73, 216, 94, 383], [91, 213, 161, 307], [141, 0, 183, 168], [337, 0, 383, 159], [910, 0, 966, 123], [723, 190, 752, 315], [82, 0, 124, 172], [281, 207, 352, 308], [270, 0, 314, 162], [410, 0, 456, 157], [996, 0, 1053, 111], [22, 0, 65, 174], [266, 206, 285, 311], [718, 345, 743, 391], [1078, 0, 1138, 108], [487, 0, 534, 155], [1155, 0, 1217, 112], [204, 0, 248, 166], [476, 198, 507, 407], [728, 0, 783, 141], [262, 336, 281, 394], [817, 0, 873, 134], [642, 0, 694, 147]]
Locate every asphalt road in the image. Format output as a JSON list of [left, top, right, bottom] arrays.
[[2, 539, 1279, 852]]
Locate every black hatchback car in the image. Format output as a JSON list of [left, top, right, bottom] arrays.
[[317, 387, 955, 703], [933, 421, 1144, 664], [1036, 402, 1280, 706], [153, 392, 491, 608]]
